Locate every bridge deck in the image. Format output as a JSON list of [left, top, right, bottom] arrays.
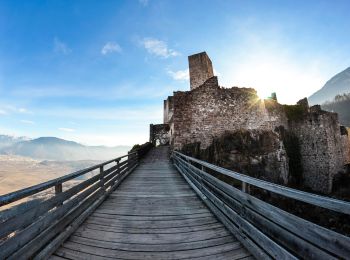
[[50, 146, 252, 259]]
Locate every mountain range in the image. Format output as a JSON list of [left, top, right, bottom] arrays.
[[0, 135, 131, 161], [308, 67, 350, 126], [309, 67, 350, 105]]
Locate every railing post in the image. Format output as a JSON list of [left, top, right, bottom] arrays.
[[135, 151, 139, 166], [242, 181, 247, 193], [127, 154, 131, 171], [114, 159, 120, 183], [100, 165, 105, 193], [55, 183, 63, 206]]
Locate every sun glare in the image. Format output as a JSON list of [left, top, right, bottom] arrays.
[[257, 88, 274, 100]]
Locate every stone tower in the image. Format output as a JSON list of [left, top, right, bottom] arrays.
[[188, 52, 214, 90]]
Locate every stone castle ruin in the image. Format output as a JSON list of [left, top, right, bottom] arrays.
[[150, 52, 350, 193]]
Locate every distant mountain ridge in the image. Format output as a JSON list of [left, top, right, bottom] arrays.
[[0, 135, 31, 150], [321, 94, 350, 126], [0, 135, 131, 161], [309, 67, 350, 105]]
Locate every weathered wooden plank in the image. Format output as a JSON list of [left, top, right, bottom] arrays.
[[85, 215, 218, 229], [109, 193, 197, 198], [174, 152, 350, 214], [192, 248, 251, 260], [79, 222, 223, 234], [58, 240, 245, 260], [55, 247, 108, 260], [91, 211, 213, 221], [48, 255, 67, 260], [69, 234, 235, 251], [94, 207, 208, 216], [73, 226, 229, 244], [103, 198, 204, 207], [99, 204, 205, 211]]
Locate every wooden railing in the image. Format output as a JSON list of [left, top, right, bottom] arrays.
[[0, 150, 143, 259], [172, 151, 350, 260]]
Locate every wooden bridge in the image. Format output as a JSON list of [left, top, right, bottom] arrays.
[[0, 145, 350, 259]]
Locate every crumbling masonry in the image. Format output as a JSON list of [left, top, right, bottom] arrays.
[[151, 52, 350, 193]]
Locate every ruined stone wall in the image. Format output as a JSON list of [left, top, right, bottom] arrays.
[[288, 108, 345, 193], [171, 76, 288, 150], [189, 52, 214, 90], [340, 126, 350, 164], [156, 51, 350, 194], [149, 124, 170, 146], [163, 96, 173, 124]]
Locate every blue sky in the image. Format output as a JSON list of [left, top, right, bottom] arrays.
[[0, 0, 350, 146]]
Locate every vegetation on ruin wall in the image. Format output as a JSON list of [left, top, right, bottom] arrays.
[[181, 130, 284, 186], [130, 142, 154, 157], [283, 104, 306, 121]]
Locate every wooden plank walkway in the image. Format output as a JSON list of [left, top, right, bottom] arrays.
[[50, 146, 253, 260]]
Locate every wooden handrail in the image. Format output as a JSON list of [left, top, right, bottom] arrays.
[[0, 152, 136, 207], [173, 151, 350, 215], [172, 152, 350, 259], [0, 146, 151, 259]]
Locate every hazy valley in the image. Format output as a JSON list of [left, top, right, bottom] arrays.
[[0, 135, 131, 196]]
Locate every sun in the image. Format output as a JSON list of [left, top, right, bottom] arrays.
[[257, 88, 274, 100]]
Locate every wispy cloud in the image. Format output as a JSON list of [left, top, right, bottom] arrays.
[[58, 127, 75, 132], [20, 120, 35, 125], [141, 38, 180, 58], [139, 0, 149, 6], [0, 106, 31, 115], [18, 108, 31, 114], [167, 69, 189, 81], [10, 83, 175, 100], [101, 42, 122, 55], [37, 105, 162, 122], [54, 37, 71, 55]]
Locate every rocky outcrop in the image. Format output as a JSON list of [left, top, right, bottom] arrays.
[[182, 130, 289, 185]]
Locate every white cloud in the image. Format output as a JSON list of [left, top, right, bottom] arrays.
[[139, 0, 149, 6], [141, 38, 180, 58], [101, 42, 122, 55], [58, 127, 75, 132], [167, 69, 189, 81], [18, 108, 31, 114], [0, 106, 31, 115], [54, 37, 71, 55], [20, 120, 35, 125]]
